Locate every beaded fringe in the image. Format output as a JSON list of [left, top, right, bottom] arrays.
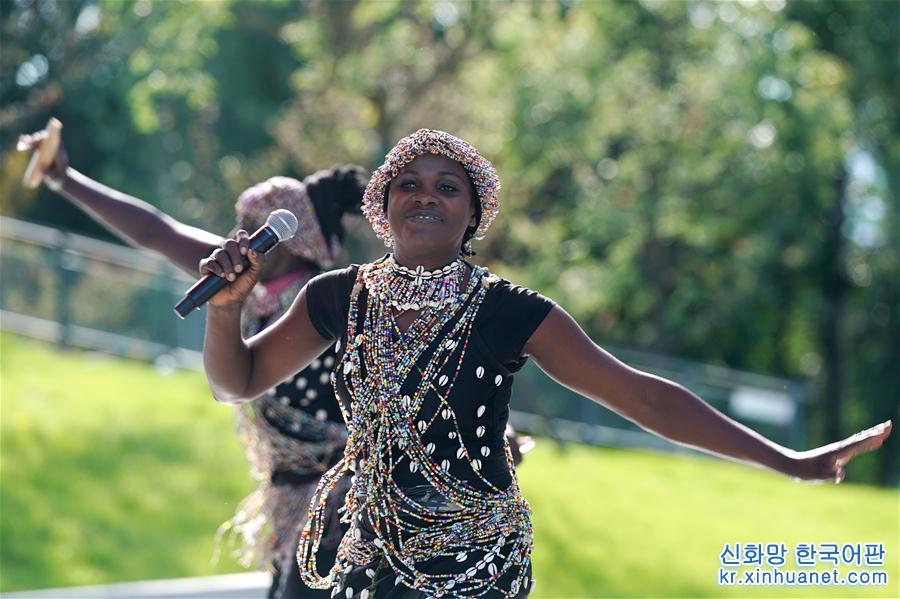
[[215, 398, 346, 576]]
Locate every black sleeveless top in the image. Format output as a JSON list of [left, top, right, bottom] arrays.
[[305, 263, 554, 491]]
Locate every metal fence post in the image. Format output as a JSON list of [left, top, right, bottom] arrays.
[[52, 231, 73, 349]]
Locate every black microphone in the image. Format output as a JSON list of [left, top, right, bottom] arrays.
[[173, 209, 299, 318]]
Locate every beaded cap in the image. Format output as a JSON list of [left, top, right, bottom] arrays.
[[362, 129, 501, 247], [235, 176, 339, 267]]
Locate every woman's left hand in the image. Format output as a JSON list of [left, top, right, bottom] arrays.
[[788, 420, 892, 483]]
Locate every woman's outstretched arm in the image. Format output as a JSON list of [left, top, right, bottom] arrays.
[[19, 127, 222, 276], [525, 305, 892, 483], [200, 233, 331, 403]]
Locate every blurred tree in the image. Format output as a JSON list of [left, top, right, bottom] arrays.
[[468, 1, 896, 482], [1, 0, 895, 483], [2, 0, 170, 236], [478, 2, 847, 364], [785, 0, 899, 483], [270, 0, 499, 167], [1, 0, 297, 235]]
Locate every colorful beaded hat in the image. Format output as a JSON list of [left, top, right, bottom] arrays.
[[361, 129, 501, 247], [234, 176, 338, 267]]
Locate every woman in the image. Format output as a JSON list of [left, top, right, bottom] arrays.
[[199, 129, 891, 598], [18, 126, 368, 598]]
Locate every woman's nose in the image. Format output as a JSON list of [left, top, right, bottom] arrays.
[[412, 192, 438, 205]]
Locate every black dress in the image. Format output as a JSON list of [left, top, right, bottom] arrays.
[[304, 262, 554, 598], [229, 296, 349, 599]]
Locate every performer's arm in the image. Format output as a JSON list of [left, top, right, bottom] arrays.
[[20, 128, 222, 276], [201, 233, 331, 404], [525, 305, 891, 483]]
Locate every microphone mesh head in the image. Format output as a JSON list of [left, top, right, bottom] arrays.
[[266, 209, 299, 241]]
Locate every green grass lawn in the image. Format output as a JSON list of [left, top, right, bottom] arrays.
[[521, 445, 898, 598], [0, 333, 255, 591], [2, 333, 897, 597]]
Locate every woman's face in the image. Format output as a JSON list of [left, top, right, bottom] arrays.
[[385, 154, 477, 258]]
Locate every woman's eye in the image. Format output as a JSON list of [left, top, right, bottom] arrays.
[[439, 183, 458, 192], [398, 180, 416, 189]]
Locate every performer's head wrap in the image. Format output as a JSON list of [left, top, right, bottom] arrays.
[[235, 166, 367, 267], [361, 129, 501, 248]]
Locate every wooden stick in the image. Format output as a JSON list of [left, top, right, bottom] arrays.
[[22, 118, 62, 189]]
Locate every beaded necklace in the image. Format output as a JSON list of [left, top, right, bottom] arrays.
[[368, 255, 464, 312], [297, 258, 533, 597]]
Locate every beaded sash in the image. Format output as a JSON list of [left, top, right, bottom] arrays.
[[297, 260, 533, 597]]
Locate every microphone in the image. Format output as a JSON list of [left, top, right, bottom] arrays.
[[173, 209, 299, 318]]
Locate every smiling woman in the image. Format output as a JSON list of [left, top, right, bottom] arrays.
[[198, 129, 892, 598], [384, 155, 478, 265], [385, 155, 478, 270]]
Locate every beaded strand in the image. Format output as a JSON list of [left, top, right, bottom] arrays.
[[297, 259, 533, 597]]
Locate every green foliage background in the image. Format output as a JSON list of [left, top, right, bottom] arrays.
[[6, 0, 891, 481], [1, 0, 898, 590]]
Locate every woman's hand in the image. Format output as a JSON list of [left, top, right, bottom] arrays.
[[17, 126, 69, 189], [787, 420, 892, 484], [198, 230, 264, 307]]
